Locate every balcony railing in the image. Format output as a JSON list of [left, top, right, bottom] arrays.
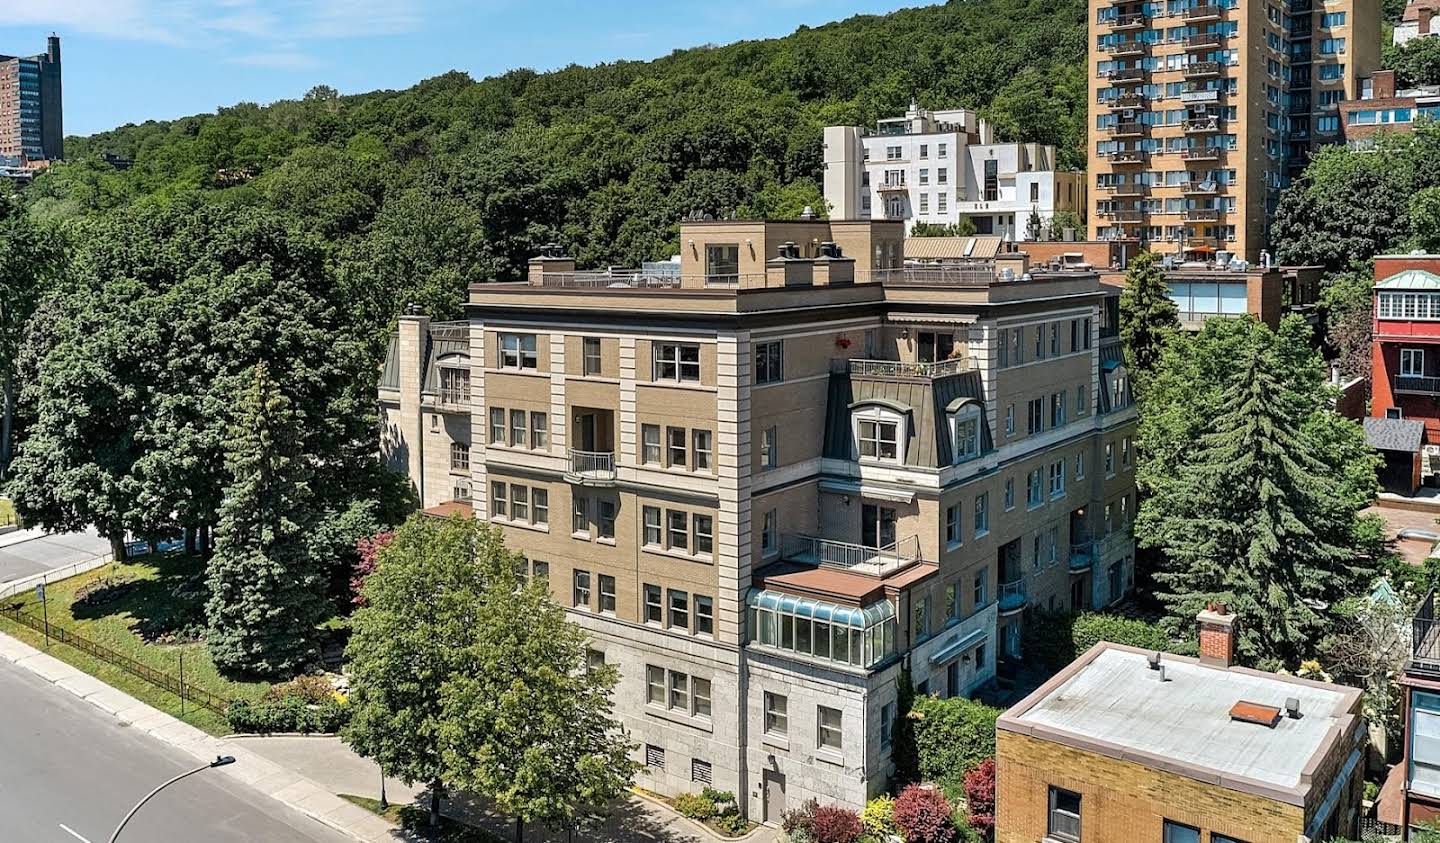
[[1111, 93, 1147, 109], [437, 388, 471, 406], [1396, 375, 1440, 395], [998, 579, 1028, 614], [564, 449, 617, 485], [1112, 183, 1148, 196], [1181, 148, 1221, 161], [1185, 4, 1222, 19], [841, 358, 972, 378], [876, 179, 908, 192], [1110, 210, 1144, 223], [1104, 40, 1148, 56], [869, 265, 997, 286], [1109, 122, 1146, 136], [1184, 117, 1221, 133], [1069, 542, 1095, 573], [1183, 61, 1222, 79], [1414, 592, 1440, 676], [1184, 209, 1221, 222], [783, 534, 921, 578], [1109, 68, 1147, 83], [1109, 150, 1148, 165], [1181, 89, 1220, 104], [1182, 32, 1223, 49], [1181, 180, 1218, 194], [1111, 13, 1147, 28]]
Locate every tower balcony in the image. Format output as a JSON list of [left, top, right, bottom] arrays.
[[1108, 122, 1147, 137], [1183, 32, 1224, 50], [1184, 116, 1222, 133], [1183, 61, 1223, 79], [1103, 40, 1149, 57], [565, 450, 617, 486], [1110, 92, 1148, 110], [998, 579, 1028, 615], [1108, 67, 1147, 84], [1185, 4, 1223, 21], [1109, 150, 1149, 166], [1181, 147, 1221, 162], [1183, 209, 1221, 223], [1110, 13, 1148, 29]]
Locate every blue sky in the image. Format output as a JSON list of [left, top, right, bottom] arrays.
[[0, 0, 921, 137]]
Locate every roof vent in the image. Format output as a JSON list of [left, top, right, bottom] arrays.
[[1229, 700, 1282, 728], [778, 241, 801, 260], [799, 205, 818, 221], [818, 241, 842, 258], [1285, 697, 1302, 719]]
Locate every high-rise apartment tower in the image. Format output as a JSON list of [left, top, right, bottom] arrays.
[[0, 35, 63, 162]]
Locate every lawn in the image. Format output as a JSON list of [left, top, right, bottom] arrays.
[[340, 795, 506, 843], [0, 497, 16, 527], [0, 552, 273, 734]]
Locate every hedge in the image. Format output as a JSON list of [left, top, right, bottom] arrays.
[[910, 695, 1000, 789]]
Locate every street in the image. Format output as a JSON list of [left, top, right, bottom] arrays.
[[0, 658, 355, 842], [0, 528, 110, 588]]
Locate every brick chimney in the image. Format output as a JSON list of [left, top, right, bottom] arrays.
[[1197, 602, 1236, 667], [1374, 69, 1398, 100], [1420, 7, 1434, 36]]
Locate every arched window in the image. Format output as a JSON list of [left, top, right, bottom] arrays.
[[949, 401, 982, 464], [850, 402, 908, 464]]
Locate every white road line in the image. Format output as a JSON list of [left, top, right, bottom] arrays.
[[59, 823, 94, 843]]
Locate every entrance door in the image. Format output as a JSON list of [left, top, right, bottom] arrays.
[[762, 769, 787, 824], [574, 412, 597, 451]]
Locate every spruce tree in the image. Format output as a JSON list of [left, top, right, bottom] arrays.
[[1146, 324, 1372, 665], [1119, 250, 1180, 383], [206, 362, 325, 676]]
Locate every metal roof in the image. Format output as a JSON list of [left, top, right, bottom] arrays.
[[746, 589, 894, 629], [1376, 269, 1440, 291], [824, 368, 989, 468], [903, 235, 1003, 261], [1364, 416, 1425, 452]]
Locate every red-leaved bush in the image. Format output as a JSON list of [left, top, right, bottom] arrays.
[[964, 757, 997, 835], [351, 530, 394, 605], [894, 783, 956, 843], [813, 804, 863, 843]]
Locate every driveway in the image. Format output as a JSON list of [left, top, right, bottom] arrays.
[[0, 527, 111, 587]]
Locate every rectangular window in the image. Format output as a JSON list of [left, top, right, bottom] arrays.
[[582, 337, 602, 376], [974, 567, 987, 607], [529, 488, 547, 525], [755, 340, 784, 384], [938, 167, 948, 184], [946, 504, 963, 548], [1076, 451, 1086, 480], [692, 677, 712, 719], [761, 426, 779, 469], [499, 333, 538, 369], [1163, 821, 1200, 843], [975, 493, 989, 537], [880, 701, 895, 748], [764, 693, 788, 735], [450, 442, 470, 471], [762, 509, 778, 555], [491, 481, 507, 518], [1005, 405, 1015, 435], [1122, 436, 1133, 468], [642, 424, 661, 464], [1048, 787, 1081, 842], [818, 705, 843, 751], [644, 584, 663, 624], [668, 510, 688, 550], [695, 595, 714, 637], [598, 574, 616, 613], [1028, 398, 1044, 434], [858, 418, 900, 460], [1027, 468, 1044, 508], [489, 407, 505, 444], [572, 495, 589, 536], [667, 671, 689, 711], [567, 568, 591, 608], [1105, 442, 1115, 475], [705, 243, 740, 280], [693, 515, 714, 556], [693, 430, 712, 471], [653, 343, 701, 382], [645, 666, 665, 705], [532, 560, 549, 584], [667, 426, 687, 467], [1050, 391, 1066, 427], [597, 499, 616, 540], [529, 412, 547, 450], [668, 589, 690, 630], [510, 409, 527, 447], [1004, 478, 1015, 511], [1403, 348, 1426, 377], [643, 506, 662, 546], [511, 484, 529, 521]]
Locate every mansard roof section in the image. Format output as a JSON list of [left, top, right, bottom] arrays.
[[420, 321, 472, 394], [823, 364, 990, 468]]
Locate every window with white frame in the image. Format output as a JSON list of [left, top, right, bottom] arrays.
[[693, 430, 713, 471], [530, 412, 547, 450], [762, 509, 778, 556], [975, 493, 989, 537], [582, 336, 602, 376], [764, 692, 788, 736], [572, 570, 591, 608], [643, 506, 662, 546], [572, 495, 589, 536], [755, 340, 784, 384], [653, 343, 701, 382], [498, 333, 538, 369], [818, 705, 844, 752], [854, 406, 904, 463], [951, 405, 981, 463], [1403, 348, 1426, 377], [450, 442, 470, 471], [946, 504, 962, 548], [1049, 460, 1066, 498], [761, 426, 779, 469], [642, 424, 661, 464], [489, 408, 504, 443]]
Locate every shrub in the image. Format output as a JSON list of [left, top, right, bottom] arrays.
[[703, 787, 738, 814], [962, 758, 996, 835], [782, 798, 819, 842], [1070, 613, 1191, 657], [261, 674, 335, 704], [894, 784, 956, 843], [226, 695, 349, 734], [714, 811, 750, 836], [674, 792, 717, 820], [860, 795, 897, 837], [814, 805, 863, 843], [910, 696, 1001, 789]]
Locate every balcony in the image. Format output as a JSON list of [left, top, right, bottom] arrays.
[[1108, 68, 1147, 84], [876, 179, 908, 193], [1105, 210, 1145, 223], [1181, 147, 1220, 161], [1111, 183, 1148, 197], [1184, 209, 1221, 222], [1110, 92, 1147, 109], [1183, 61, 1222, 79], [1185, 4, 1223, 21], [1103, 40, 1148, 57], [783, 534, 921, 578], [1110, 13, 1147, 29], [998, 579, 1028, 615], [1184, 117, 1221, 133], [1109, 122, 1146, 137], [1180, 89, 1220, 104], [1396, 375, 1440, 396], [1109, 150, 1149, 165], [1182, 32, 1223, 50], [564, 449, 617, 486], [1412, 591, 1440, 677], [840, 357, 972, 379], [1181, 180, 1218, 195], [1069, 542, 1095, 573]]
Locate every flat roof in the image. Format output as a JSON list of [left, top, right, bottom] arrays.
[[1000, 644, 1361, 803]]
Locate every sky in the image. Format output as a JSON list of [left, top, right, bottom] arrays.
[[0, 0, 922, 137]]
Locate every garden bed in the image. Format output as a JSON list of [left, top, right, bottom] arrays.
[[634, 786, 756, 838]]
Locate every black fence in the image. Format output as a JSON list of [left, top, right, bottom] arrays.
[[0, 604, 232, 716]]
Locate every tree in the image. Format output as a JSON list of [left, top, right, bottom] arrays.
[[1320, 267, 1377, 386], [1383, 35, 1440, 87], [962, 758, 996, 837], [1322, 594, 1411, 748], [0, 195, 66, 473], [343, 515, 490, 827], [1118, 250, 1180, 383], [437, 531, 637, 841], [1138, 316, 1378, 666], [1025, 208, 1044, 241], [910, 220, 977, 238], [909, 695, 1000, 791], [205, 363, 326, 676], [1412, 186, 1440, 254]]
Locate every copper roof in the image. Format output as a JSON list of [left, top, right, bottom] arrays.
[[757, 560, 938, 604], [423, 501, 474, 519]]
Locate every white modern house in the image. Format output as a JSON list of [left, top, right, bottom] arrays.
[[823, 102, 1086, 239]]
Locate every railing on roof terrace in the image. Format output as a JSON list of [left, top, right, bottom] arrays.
[[1413, 590, 1440, 674], [869, 264, 997, 286], [839, 357, 973, 378], [533, 270, 770, 290], [782, 534, 921, 578], [1396, 375, 1440, 396]]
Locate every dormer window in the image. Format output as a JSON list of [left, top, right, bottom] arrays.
[[852, 403, 907, 464], [950, 404, 981, 464]]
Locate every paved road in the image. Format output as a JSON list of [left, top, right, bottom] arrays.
[[0, 528, 111, 586], [0, 658, 354, 843]]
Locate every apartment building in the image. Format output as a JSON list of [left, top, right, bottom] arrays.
[[997, 608, 1367, 843], [824, 102, 1086, 238], [1341, 69, 1440, 146], [378, 219, 1139, 820], [1368, 253, 1440, 493], [1089, 0, 1379, 261], [0, 35, 62, 162]]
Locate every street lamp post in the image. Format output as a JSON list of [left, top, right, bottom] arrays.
[[108, 755, 236, 843]]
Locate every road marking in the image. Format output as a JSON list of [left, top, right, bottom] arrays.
[[59, 823, 94, 843]]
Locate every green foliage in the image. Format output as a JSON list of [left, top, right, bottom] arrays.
[[226, 693, 349, 734], [860, 796, 897, 838], [910, 220, 977, 238], [674, 792, 717, 821], [1383, 35, 1440, 87], [909, 695, 1001, 791], [1024, 610, 1194, 670], [1136, 316, 1380, 666], [1411, 186, 1440, 254], [0, 194, 66, 469], [1118, 251, 1180, 384], [206, 363, 327, 676], [1319, 266, 1376, 384], [890, 670, 921, 787]]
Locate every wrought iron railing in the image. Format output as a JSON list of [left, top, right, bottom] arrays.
[[1413, 591, 1440, 673], [998, 579, 1028, 613], [783, 534, 921, 577], [869, 265, 997, 286], [1069, 542, 1096, 572], [1396, 375, 1440, 395], [842, 358, 972, 378], [567, 449, 616, 482]]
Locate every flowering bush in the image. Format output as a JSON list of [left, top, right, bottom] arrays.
[[351, 530, 394, 605], [894, 784, 956, 843], [860, 795, 897, 838], [963, 758, 996, 835], [813, 805, 863, 843], [781, 799, 819, 842]]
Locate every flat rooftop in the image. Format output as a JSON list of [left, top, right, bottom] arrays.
[[1000, 645, 1361, 799]]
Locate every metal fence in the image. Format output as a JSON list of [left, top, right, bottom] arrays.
[[0, 604, 232, 716]]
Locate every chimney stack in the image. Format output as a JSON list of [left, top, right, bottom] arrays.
[[1197, 602, 1236, 668]]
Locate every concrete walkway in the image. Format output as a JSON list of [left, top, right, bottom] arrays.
[[238, 735, 780, 843]]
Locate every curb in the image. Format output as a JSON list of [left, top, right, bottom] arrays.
[[0, 629, 399, 842], [629, 788, 771, 842]]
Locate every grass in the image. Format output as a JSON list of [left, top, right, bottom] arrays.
[[0, 497, 16, 526], [0, 552, 273, 734], [340, 794, 507, 842]]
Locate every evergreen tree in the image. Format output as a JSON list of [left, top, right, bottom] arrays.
[[1140, 319, 1375, 666], [1025, 208, 1044, 241], [206, 362, 325, 676], [1118, 250, 1180, 383]]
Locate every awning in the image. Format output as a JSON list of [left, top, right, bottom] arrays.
[[819, 478, 916, 504], [1185, 245, 1216, 253], [887, 313, 976, 325], [928, 627, 987, 665]]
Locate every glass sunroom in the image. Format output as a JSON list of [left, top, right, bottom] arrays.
[[747, 589, 897, 669]]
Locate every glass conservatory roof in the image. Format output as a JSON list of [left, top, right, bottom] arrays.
[[747, 589, 895, 629]]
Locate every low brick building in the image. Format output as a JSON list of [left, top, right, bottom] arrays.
[[996, 608, 1366, 843], [1341, 70, 1440, 146]]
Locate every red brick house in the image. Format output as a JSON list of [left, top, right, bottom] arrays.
[[1370, 255, 1440, 492]]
